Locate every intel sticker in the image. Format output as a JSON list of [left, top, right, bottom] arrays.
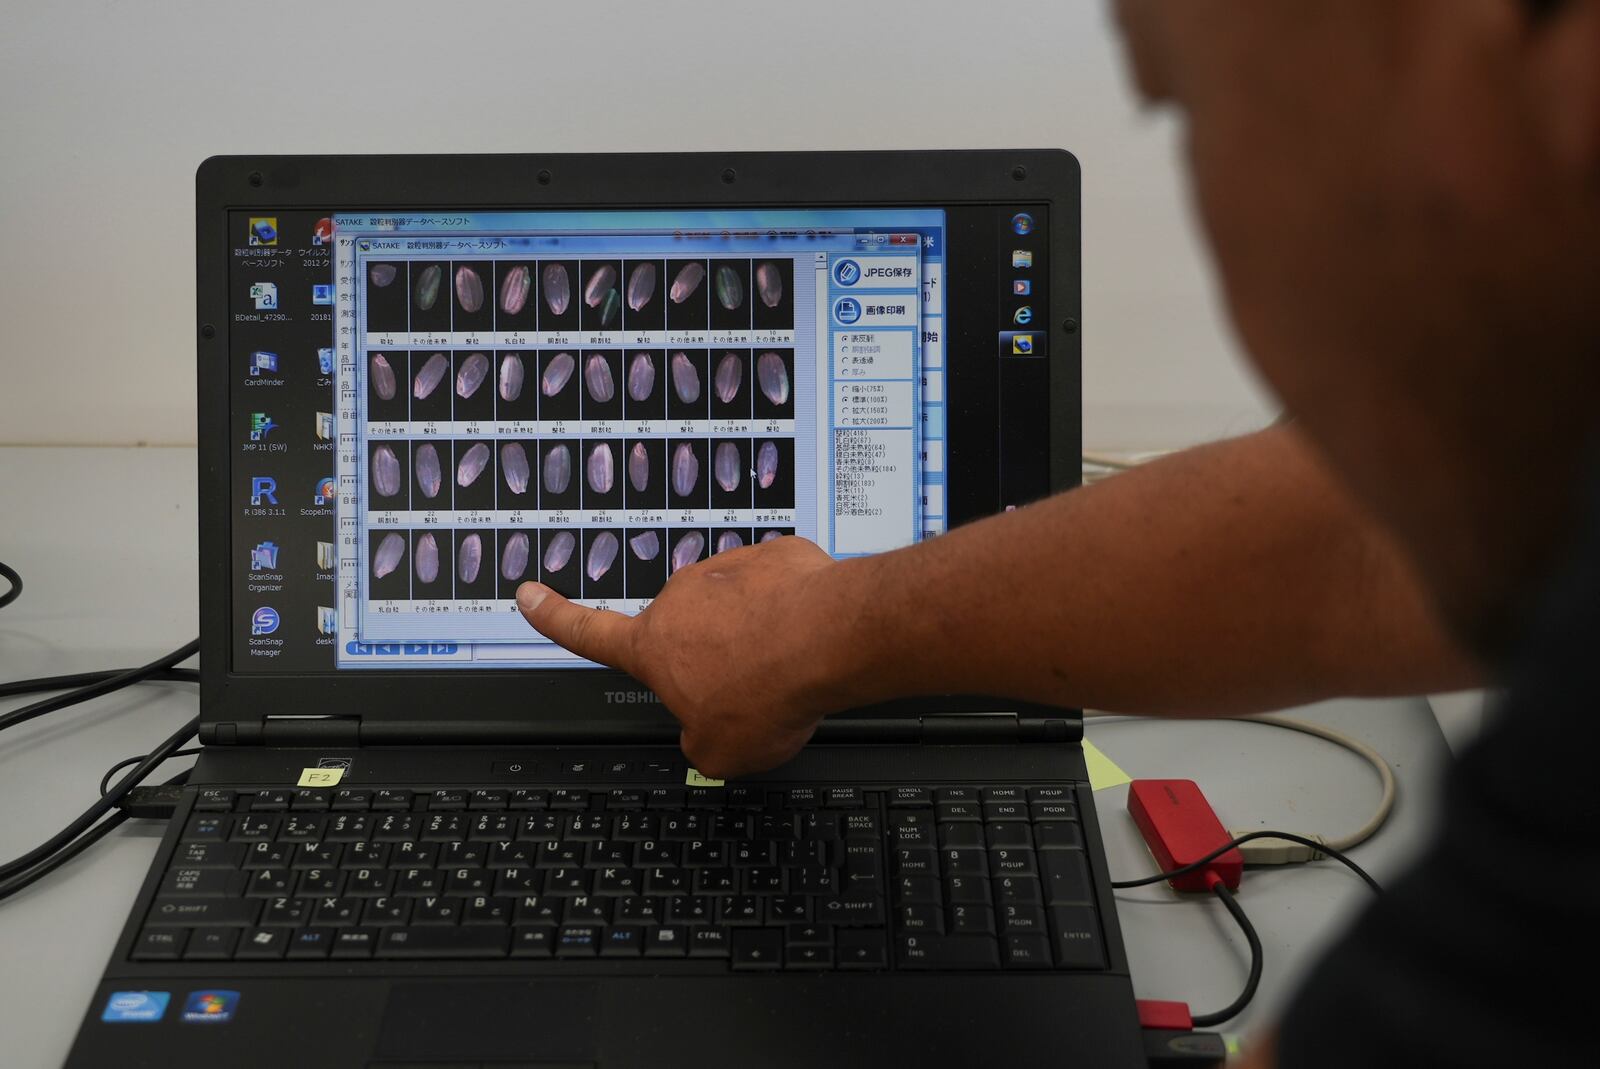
[[102, 990, 169, 1023], [181, 990, 239, 1023]]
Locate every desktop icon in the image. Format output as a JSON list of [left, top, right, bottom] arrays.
[[250, 608, 279, 636], [248, 351, 279, 376], [247, 218, 278, 246], [1012, 306, 1034, 326], [1011, 212, 1034, 236], [832, 258, 862, 287], [249, 282, 278, 310], [1012, 280, 1032, 296], [1011, 334, 1035, 355], [317, 607, 338, 636], [315, 412, 334, 440], [1011, 250, 1033, 270], [249, 412, 277, 441], [833, 296, 862, 326], [313, 477, 336, 506], [311, 284, 333, 306], [316, 541, 336, 570], [317, 347, 335, 375], [249, 476, 278, 506], [311, 217, 334, 245], [250, 542, 280, 571]]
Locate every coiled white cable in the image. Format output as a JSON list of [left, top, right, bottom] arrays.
[[1086, 711, 1397, 864]]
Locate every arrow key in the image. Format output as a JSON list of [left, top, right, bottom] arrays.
[[731, 928, 782, 971], [837, 930, 888, 970]]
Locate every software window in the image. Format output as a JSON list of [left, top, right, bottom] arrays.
[[327, 210, 947, 667]]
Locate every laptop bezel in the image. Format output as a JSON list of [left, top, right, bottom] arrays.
[[196, 150, 1082, 735]]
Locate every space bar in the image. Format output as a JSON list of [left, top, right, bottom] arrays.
[[376, 927, 510, 959]]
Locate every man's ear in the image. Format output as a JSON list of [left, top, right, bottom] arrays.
[[1527, 0, 1600, 172]]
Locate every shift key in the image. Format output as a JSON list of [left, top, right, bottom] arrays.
[[146, 898, 262, 927], [816, 896, 884, 926]]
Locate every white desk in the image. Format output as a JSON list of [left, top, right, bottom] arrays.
[[0, 446, 1455, 1065]]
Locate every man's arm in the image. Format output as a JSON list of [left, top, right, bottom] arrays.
[[517, 424, 1481, 776]]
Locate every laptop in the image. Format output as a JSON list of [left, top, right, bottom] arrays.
[[64, 150, 1145, 1068]]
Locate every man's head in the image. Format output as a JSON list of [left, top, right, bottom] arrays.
[[1115, 0, 1600, 659]]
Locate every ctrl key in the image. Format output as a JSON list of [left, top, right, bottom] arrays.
[[130, 928, 187, 961]]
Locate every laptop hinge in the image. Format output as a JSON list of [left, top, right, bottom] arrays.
[[919, 713, 1020, 742], [204, 713, 1081, 747], [206, 716, 362, 747]]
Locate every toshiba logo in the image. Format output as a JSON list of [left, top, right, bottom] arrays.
[[604, 690, 661, 704]]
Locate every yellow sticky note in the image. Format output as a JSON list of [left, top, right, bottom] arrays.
[[685, 768, 724, 787], [296, 767, 344, 788], [1083, 739, 1131, 792]]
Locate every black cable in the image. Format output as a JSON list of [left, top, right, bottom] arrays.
[[0, 714, 198, 882], [0, 813, 128, 902], [0, 768, 192, 903], [0, 560, 19, 609], [0, 666, 199, 700], [0, 639, 203, 901], [0, 639, 199, 734], [1112, 830, 1382, 894], [100, 747, 202, 797], [1190, 882, 1264, 1029]]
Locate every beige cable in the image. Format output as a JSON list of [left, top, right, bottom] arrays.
[[1086, 711, 1397, 864]]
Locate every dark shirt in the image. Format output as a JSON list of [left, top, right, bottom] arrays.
[[1278, 477, 1600, 1066]]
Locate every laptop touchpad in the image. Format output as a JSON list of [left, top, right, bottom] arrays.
[[378, 982, 598, 1064]]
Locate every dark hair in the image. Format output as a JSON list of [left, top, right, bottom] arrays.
[[1526, 0, 1567, 16]]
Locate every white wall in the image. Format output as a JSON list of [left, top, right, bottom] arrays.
[[0, 0, 1275, 449]]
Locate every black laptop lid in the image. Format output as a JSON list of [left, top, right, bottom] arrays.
[[195, 151, 1080, 740]]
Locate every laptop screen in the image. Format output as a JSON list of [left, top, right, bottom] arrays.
[[227, 203, 1056, 673]]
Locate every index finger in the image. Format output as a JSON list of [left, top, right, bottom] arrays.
[[516, 581, 638, 670]]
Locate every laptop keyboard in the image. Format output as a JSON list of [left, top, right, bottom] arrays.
[[131, 785, 1106, 973]]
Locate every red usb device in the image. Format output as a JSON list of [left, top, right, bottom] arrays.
[[1127, 779, 1242, 892]]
